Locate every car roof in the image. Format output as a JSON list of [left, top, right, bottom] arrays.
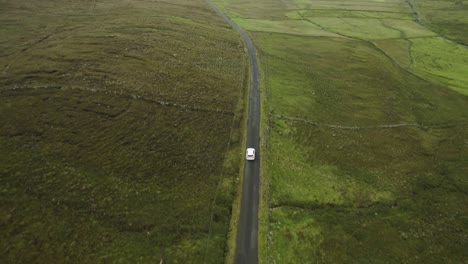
[[247, 148, 255, 153]]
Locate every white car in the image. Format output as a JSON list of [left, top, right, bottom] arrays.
[[246, 148, 255, 161]]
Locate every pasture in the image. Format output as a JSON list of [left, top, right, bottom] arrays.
[[215, 0, 468, 262]]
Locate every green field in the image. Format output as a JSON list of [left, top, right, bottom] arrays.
[[215, 0, 468, 263], [260, 34, 468, 263], [409, 0, 468, 45], [0, 0, 247, 262]]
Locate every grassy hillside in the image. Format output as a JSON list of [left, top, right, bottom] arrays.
[[259, 33, 468, 263], [0, 0, 247, 263], [215, 0, 468, 263], [410, 0, 468, 45]]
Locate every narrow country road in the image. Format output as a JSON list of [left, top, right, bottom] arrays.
[[206, 1, 261, 264]]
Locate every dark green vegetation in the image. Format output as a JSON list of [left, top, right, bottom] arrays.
[[1, 0, 247, 262], [215, 0, 468, 263], [410, 0, 468, 45]]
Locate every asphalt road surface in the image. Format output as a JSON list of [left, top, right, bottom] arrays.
[[206, 1, 260, 263]]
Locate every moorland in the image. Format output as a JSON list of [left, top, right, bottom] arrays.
[[0, 0, 247, 262]]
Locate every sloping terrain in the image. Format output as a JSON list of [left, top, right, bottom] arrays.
[[409, 0, 468, 45], [259, 34, 468, 263], [215, 0, 468, 263], [0, 0, 247, 262]]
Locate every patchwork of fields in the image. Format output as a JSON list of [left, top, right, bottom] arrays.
[[218, 0, 468, 96], [215, 0, 468, 263], [1, 0, 246, 263]]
